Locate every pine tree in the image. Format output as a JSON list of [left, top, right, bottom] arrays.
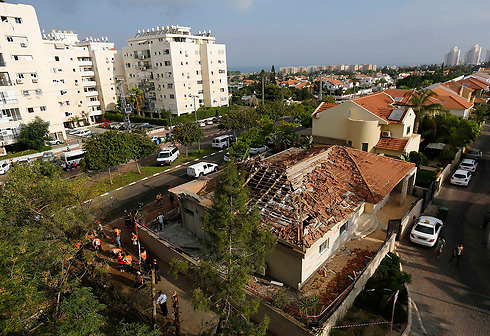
[[269, 65, 276, 84]]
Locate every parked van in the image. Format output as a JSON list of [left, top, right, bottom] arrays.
[[187, 162, 218, 178], [60, 149, 85, 166], [0, 161, 10, 175], [212, 135, 235, 149], [157, 146, 179, 165]]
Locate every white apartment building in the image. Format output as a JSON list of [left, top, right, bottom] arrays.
[[464, 44, 482, 65], [0, 1, 118, 154], [445, 46, 460, 66], [121, 25, 229, 116], [485, 50, 490, 64]]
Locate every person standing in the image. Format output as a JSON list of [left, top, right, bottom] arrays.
[[449, 243, 464, 267], [156, 192, 163, 208], [124, 253, 133, 274], [131, 232, 138, 248], [124, 210, 131, 228], [483, 212, 490, 230], [135, 271, 145, 288], [96, 220, 107, 238], [435, 236, 446, 258], [92, 237, 102, 252], [151, 259, 161, 284], [114, 228, 121, 248], [140, 248, 148, 273], [156, 291, 168, 316], [157, 214, 165, 231], [117, 253, 125, 272]]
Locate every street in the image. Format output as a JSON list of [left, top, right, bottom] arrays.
[[397, 124, 490, 335]]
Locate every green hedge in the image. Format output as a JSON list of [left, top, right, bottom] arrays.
[[105, 106, 229, 126]]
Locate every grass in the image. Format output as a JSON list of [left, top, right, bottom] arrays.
[[84, 146, 217, 199], [0, 148, 52, 161]]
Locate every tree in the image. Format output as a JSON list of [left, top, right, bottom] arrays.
[[127, 88, 144, 116], [219, 108, 258, 136], [398, 89, 444, 134], [123, 131, 158, 174], [269, 65, 276, 84], [172, 120, 204, 156], [17, 116, 50, 150], [172, 163, 276, 335]]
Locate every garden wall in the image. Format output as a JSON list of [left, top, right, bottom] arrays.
[[399, 198, 424, 240]]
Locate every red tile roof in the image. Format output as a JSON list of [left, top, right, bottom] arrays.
[[431, 87, 474, 110], [312, 102, 338, 117], [352, 92, 409, 123], [374, 137, 409, 152], [455, 77, 489, 90]]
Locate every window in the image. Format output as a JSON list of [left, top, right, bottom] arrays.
[[1, 16, 7, 23], [14, 17, 22, 24], [22, 90, 29, 96], [27, 107, 34, 113], [347, 140, 352, 146], [6, 36, 13, 42], [197, 80, 202, 84], [17, 73, 24, 79], [183, 208, 194, 216], [54, 56, 60, 61], [12, 55, 19, 61], [220, 88, 224, 92], [362, 143, 368, 151], [164, 49, 169, 54], [319, 238, 329, 255], [40, 106, 46, 112], [35, 89, 42, 95], [164, 61, 171, 66], [168, 83, 173, 89], [211, 71, 214, 75], [406, 126, 411, 135], [339, 222, 348, 236], [169, 94, 175, 99]]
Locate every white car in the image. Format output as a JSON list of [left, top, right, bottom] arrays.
[[47, 137, 63, 145], [198, 121, 206, 127], [450, 169, 472, 186], [458, 159, 477, 173], [206, 119, 213, 125], [187, 162, 218, 178], [76, 129, 92, 137], [249, 145, 268, 155], [68, 129, 81, 135], [156, 146, 179, 165], [0, 161, 10, 175], [410, 216, 443, 247]]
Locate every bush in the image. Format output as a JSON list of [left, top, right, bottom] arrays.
[[440, 148, 456, 161], [270, 288, 288, 310]]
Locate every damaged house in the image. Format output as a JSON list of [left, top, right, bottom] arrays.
[[170, 145, 416, 289]]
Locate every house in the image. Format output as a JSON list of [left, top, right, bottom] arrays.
[[455, 76, 489, 98], [169, 146, 416, 289], [312, 90, 421, 157], [430, 87, 474, 118], [322, 78, 344, 92]]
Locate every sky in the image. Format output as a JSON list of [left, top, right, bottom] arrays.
[[24, 0, 490, 72]]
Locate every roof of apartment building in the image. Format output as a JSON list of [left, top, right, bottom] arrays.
[[455, 76, 489, 90], [374, 137, 409, 152], [241, 146, 414, 248], [430, 87, 474, 110]]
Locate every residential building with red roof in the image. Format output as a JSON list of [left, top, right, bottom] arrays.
[[312, 91, 421, 157]]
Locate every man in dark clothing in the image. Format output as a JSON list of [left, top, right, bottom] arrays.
[[449, 243, 464, 267], [150, 259, 161, 284], [483, 212, 490, 230], [124, 210, 131, 228]]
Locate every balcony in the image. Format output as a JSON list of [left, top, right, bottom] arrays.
[[80, 70, 95, 77], [78, 60, 92, 66], [89, 109, 103, 116], [87, 100, 101, 107], [84, 91, 98, 97], [82, 81, 97, 87]]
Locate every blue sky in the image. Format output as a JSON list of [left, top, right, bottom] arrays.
[[26, 0, 490, 72]]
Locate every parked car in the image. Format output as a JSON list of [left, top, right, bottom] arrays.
[[206, 119, 213, 125], [68, 129, 81, 135], [198, 121, 206, 127], [76, 129, 92, 137], [212, 117, 221, 123], [465, 148, 482, 160], [450, 169, 472, 186], [156, 146, 179, 165], [0, 161, 10, 175], [187, 162, 218, 178], [99, 122, 110, 128], [109, 122, 121, 129], [15, 158, 31, 166], [212, 135, 236, 149], [458, 159, 478, 173], [410, 216, 443, 247], [40, 151, 55, 162], [249, 144, 268, 155], [224, 150, 244, 163], [46, 137, 63, 145]]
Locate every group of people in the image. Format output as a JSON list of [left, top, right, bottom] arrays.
[[435, 236, 463, 267], [61, 161, 78, 171]]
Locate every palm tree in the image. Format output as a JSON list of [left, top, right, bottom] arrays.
[[399, 89, 444, 134], [127, 88, 144, 116]]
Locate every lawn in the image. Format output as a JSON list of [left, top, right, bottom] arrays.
[[84, 146, 217, 199]]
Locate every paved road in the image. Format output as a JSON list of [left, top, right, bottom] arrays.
[[397, 124, 490, 335]]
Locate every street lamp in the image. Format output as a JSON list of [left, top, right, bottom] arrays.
[[190, 94, 201, 153]]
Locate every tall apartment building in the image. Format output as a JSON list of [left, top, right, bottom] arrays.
[[464, 44, 482, 65], [444, 46, 460, 66], [121, 25, 228, 116], [485, 50, 490, 64], [0, 2, 118, 154]]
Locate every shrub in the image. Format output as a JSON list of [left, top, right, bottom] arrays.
[[441, 148, 456, 161], [270, 288, 288, 310]]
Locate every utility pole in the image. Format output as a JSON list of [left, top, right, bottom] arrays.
[[172, 292, 182, 336], [262, 74, 265, 105], [319, 75, 323, 101], [151, 270, 157, 329], [191, 94, 201, 153], [118, 81, 132, 131]]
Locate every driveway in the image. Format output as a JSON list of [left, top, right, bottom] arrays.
[[397, 124, 490, 335]]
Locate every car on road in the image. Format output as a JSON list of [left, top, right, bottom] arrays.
[[410, 216, 443, 247], [99, 122, 110, 128], [76, 129, 92, 137], [187, 162, 218, 178], [0, 161, 10, 175], [205, 119, 213, 125], [249, 144, 268, 155], [212, 134, 236, 149], [465, 148, 482, 160], [39, 152, 55, 162], [198, 121, 206, 127], [450, 169, 472, 186], [46, 137, 64, 145], [109, 122, 121, 129], [67, 129, 81, 135], [458, 159, 478, 173], [156, 146, 179, 165], [15, 158, 31, 166], [212, 117, 221, 123]]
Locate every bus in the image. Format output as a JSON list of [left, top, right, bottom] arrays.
[[60, 149, 85, 166]]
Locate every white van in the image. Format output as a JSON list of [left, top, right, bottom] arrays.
[[0, 161, 10, 175], [187, 162, 218, 178], [60, 149, 85, 166], [212, 135, 236, 149], [157, 146, 179, 165]]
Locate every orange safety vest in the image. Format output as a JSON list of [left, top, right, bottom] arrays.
[[124, 255, 132, 265], [140, 251, 147, 260], [76, 242, 81, 249], [131, 233, 137, 241], [88, 233, 95, 240], [114, 228, 121, 237], [93, 238, 101, 246]]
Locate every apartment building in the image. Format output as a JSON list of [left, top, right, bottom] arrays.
[[0, 2, 118, 154], [445, 46, 460, 66], [464, 44, 482, 65], [121, 25, 228, 116]]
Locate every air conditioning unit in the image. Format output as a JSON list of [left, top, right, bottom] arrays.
[[20, 42, 27, 47], [32, 78, 38, 83], [381, 131, 391, 138], [75, 82, 79, 86], [16, 78, 23, 84]]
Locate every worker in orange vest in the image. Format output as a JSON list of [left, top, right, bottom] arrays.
[[92, 237, 102, 252], [124, 253, 133, 274], [75, 241, 82, 249], [140, 248, 147, 272], [114, 228, 121, 248], [131, 232, 138, 247], [110, 247, 121, 256]]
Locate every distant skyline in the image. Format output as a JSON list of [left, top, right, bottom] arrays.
[[24, 0, 490, 72]]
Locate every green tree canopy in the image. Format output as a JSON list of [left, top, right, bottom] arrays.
[[219, 107, 259, 136], [17, 116, 50, 150], [172, 120, 204, 156], [398, 89, 444, 133]]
